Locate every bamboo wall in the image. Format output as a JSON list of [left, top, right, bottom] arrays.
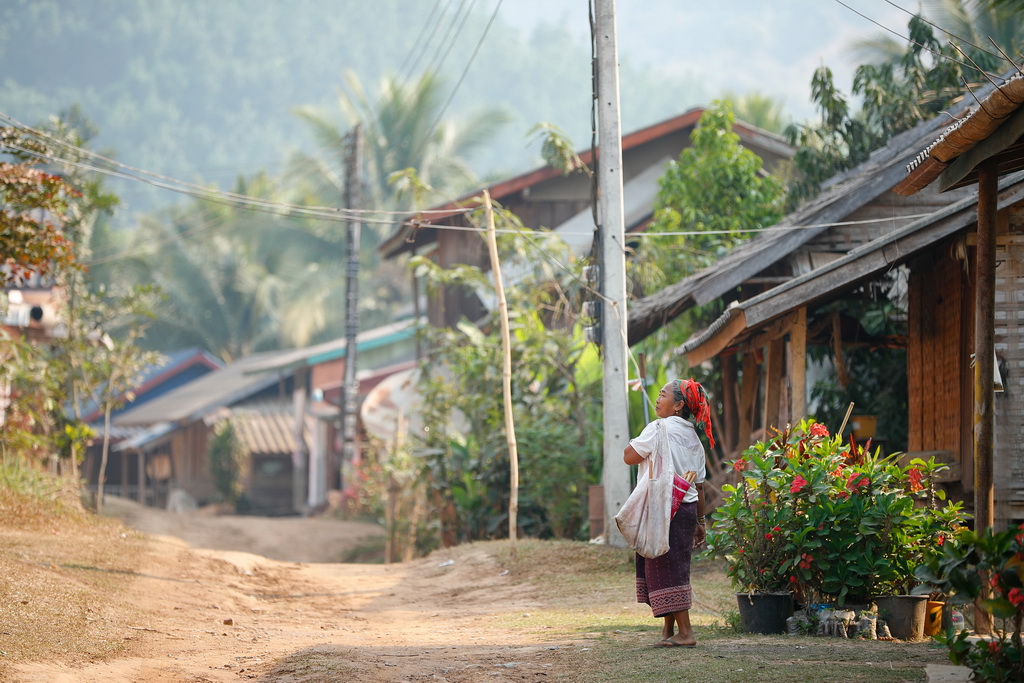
[[907, 241, 969, 477]]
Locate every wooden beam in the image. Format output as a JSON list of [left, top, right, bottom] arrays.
[[738, 352, 760, 450], [764, 337, 785, 433], [685, 309, 749, 366], [974, 160, 997, 636], [790, 307, 808, 421], [940, 106, 1024, 192]]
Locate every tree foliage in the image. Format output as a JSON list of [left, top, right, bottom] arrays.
[[371, 204, 602, 549], [636, 101, 786, 295], [0, 128, 80, 285], [786, 5, 1024, 205], [208, 420, 246, 509]]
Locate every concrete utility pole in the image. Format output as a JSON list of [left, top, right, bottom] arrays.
[[594, 0, 631, 547], [339, 125, 362, 494]]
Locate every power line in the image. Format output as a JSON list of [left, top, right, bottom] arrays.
[[414, 0, 504, 162], [423, 0, 477, 80], [406, 211, 936, 238], [833, 0, 1008, 80], [881, 0, 1015, 66], [1, 112, 473, 222], [396, 0, 447, 84]]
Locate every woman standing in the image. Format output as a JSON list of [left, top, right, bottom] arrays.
[[623, 378, 714, 647]]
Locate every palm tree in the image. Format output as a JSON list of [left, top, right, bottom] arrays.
[[291, 71, 510, 211], [720, 91, 789, 135], [848, 0, 1024, 76], [116, 173, 348, 361]]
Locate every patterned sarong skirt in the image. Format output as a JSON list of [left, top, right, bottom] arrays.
[[635, 501, 695, 617]]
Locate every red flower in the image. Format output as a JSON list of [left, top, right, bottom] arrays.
[[772, 526, 781, 533], [846, 473, 869, 491], [765, 533, 773, 540], [1009, 588, 1024, 608], [990, 575, 1001, 588], [790, 576, 798, 584], [798, 553, 813, 570], [733, 459, 748, 473], [989, 641, 1000, 654], [937, 534, 945, 546], [809, 422, 829, 438], [790, 475, 809, 494], [907, 468, 924, 492]]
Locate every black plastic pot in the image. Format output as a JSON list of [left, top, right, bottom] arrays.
[[736, 592, 794, 634]]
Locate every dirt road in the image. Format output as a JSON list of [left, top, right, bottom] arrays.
[[10, 498, 575, 682]]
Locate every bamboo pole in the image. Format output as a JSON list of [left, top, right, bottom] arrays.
[[483, 191, 519, 548]]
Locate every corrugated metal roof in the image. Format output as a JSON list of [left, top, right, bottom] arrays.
[[113, 350, 284, 427], [228, 400, 313, 456], [243, 318, 422, 375]]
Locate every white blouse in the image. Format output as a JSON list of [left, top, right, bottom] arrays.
[[628, 416, 707, 504]]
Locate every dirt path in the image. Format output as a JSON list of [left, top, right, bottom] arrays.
[[10, 499, 575, 682]]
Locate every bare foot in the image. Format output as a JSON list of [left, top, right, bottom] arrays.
[[661, 617, 674, 640], [655, 635, 697, 647]]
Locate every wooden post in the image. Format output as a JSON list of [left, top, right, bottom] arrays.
[[483, 191, 519, 548], [764, 337, 784, 433], [973, 161, 997, 635], [790, 307, 807, 421], [738, 351, 759, 448], [720, 354, 739, 456]]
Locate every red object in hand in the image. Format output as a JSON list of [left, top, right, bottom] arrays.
[[671, 474, 690, 516]]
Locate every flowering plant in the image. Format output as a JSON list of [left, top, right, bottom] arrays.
[[706, 418, 966, 605], [704, 442, 799, 593], [914, 525, 1024, 682]]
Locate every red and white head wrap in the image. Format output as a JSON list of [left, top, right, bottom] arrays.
[[672, 378, 715, 449]]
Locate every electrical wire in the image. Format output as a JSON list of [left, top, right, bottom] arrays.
[[412, 0, 503, 163], [833, 0, 1008, 81], [1, 112, 473, 221], [396, 0, 447, 85], [403, 211, 936, 239], [423, 0, 475, 79], [881, 0, 1014, 66]]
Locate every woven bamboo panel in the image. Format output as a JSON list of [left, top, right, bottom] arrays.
[[908, 251, 964, 455]]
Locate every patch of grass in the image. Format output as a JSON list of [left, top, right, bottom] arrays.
[[543, 631, 946, 682], [462, 539, 950, 682], [338, 535, 386, 563], [260, 645, 359, 680], [0, 480, 149, 674]]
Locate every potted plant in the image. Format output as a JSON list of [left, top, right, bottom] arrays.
[[705, 429, 809, 633], [707, 418, 966, 637], [914, 524, 1024, 681]]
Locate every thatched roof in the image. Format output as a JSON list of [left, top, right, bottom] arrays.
[[894, 73, 1024, 196]]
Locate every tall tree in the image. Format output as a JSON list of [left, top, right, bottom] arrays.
[[787, 3, 1024, 205], [634, 101, 786, 295], [292, 71, 511, 212], [110, 172, 353, 360]]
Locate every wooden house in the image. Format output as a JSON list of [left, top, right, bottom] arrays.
[[109, 319, 421, 514], [639, 76, 1024, 527], [379, 108, 793, 328]]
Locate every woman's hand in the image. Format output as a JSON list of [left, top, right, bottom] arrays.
[[693, 521, 707, 548]]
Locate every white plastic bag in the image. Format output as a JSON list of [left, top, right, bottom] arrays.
[[614, 419, 674, 558]]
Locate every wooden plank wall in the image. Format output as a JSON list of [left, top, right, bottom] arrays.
[[994, 210, 1024, 524]]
